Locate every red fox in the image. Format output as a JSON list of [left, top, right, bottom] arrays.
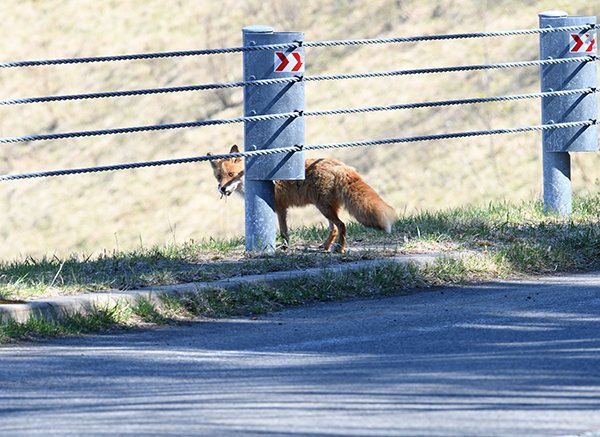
[[209, 145, 397, 253]]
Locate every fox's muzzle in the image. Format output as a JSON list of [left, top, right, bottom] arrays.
[[217, 178, 241, 198], [218, 185, 233, 197]]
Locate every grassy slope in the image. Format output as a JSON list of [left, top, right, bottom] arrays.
[[0, 0, 598, 259]]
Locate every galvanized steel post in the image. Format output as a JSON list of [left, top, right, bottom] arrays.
[[242, 26, 305, 252], [539, 11, 598, 215]]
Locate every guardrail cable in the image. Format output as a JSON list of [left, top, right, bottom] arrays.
[[1, 119, 595, 181], [0, 76, 303, 106], [303, 24, 599, 47], [305, 88, 598, 117], [1, 88, 595, 144], [0, 23, 596, 69], [0, 42, 301, 68], [303, 56, 597, 83], [303, 119, 596, 152], [0, 111, 302, 144], [1, 56, 595, 106]]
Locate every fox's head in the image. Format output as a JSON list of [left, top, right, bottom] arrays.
[[208, 144, 245, 198]]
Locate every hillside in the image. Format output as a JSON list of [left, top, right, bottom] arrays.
[[0, 0, 598, 259]]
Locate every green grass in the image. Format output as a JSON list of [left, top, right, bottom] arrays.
[[3, 195, 600, 301], [0, 302, 134, 343], [396, 197, 600, 273], [0, 260, 444, 343], [158, 262, 428, 319], [2, 195, 600, 343], [0, 236, 319, 299]]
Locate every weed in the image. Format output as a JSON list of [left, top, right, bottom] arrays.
[[132, 297, 168, 324], [0, 302, 133, 343]]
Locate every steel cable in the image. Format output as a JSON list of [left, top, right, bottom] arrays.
[[304, 56, 597, 83], [0, 119, 594, 181], [0, 87, 595, 144], [304, 88, 598, 117], [303, 24, 599, 47], [0, 42, 301, 68], [0, 111, 301, 144], [0, 23, 596, 68], [0, 76, 303, 106], [0, 24, 596, 181], [1, 56, 594, 106]]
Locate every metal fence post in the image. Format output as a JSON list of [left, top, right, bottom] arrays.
[[242, 26, 305, 253], [539, 11, 598, 215]]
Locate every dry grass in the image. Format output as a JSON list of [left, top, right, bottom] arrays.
[[3, 193, 600, 301], [0, 0, 598, 259]]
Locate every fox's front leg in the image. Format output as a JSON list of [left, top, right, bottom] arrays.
[[276, 208, 289, 250]]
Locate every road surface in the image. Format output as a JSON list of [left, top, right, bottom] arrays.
[[1, 272, 600, 436]]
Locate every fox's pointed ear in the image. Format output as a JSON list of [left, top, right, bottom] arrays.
[[230, 144, 242, 163], [206, 152, 218, 169]]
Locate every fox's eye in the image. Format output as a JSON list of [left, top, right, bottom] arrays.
[[228, 172, 234, 177]]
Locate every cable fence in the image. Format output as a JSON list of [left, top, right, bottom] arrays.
[[1, 23, 597, 68], [1, 55, 596, 107], [0, 21, 598, 180], [1, 87, 597, 144], [0, 119, 595, 182]]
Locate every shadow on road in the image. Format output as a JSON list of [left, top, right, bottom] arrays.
[[1, 278, 599, 435]]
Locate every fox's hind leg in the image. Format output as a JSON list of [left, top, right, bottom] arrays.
[[317, 205, 346, 253], [331, 218, 347, 253], [319, 220, 338, 251]]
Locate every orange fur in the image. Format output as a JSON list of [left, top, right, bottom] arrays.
[[209, 145, 397, 253]]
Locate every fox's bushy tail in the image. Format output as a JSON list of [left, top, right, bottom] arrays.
[[340, 171, 397, 233]]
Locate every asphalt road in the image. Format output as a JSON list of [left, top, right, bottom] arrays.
[[1, 272, 600, 436]]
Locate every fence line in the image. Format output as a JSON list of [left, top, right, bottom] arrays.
[[0, 119, 595, 181], [2, 56, 596, 106], [303, 24, 599, 47], [304, 56, 597, 82], [0, 111, 301, 144], [0, 76, 303, 106], [304, 119, 596, 151], [0, 23, 596, 69], [0, 42, 301, 68], [305, 88, 598, 117], [1, 88, 596, 144]]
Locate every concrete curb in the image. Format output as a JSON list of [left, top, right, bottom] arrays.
[[0, 252, 467, 323]]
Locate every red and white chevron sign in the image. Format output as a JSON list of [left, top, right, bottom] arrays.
[[274, 51, 304, 73], [570, 33, 596, 53]]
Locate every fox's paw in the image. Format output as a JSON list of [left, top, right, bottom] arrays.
[[331, 243, 346, 254]]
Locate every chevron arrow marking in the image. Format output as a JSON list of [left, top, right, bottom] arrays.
[[274, 51, 304, 73], [571, 34, 584, 52], [274, 52, 289, 72], [291, 52, 304, 71], [586, 34, 596, 53], [570, 33, 596, 53]]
